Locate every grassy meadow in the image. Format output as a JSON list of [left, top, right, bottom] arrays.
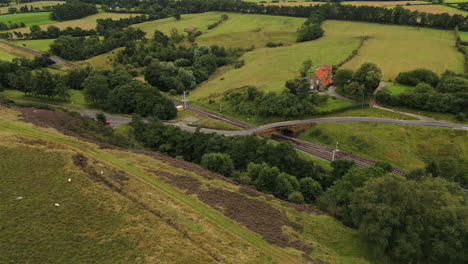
[[77, 47, 123, 69], [133, 12, 305, 48], [1, 89, 90, 109], [0, 47, 17, 61], [0, 1, 64, 14], [298, 122, 467, 170], [0, 12, 53, 27], [0, 106, 386, 264], [14, 38, 54, 52], [0, 41, 35, 59], [384, 84, 413, 95], [335, 20, 463, 80], [191, 32, 361, 100], [9, 12, 134, 34]]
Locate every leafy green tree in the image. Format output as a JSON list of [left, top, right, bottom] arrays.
[[299, 59, 312, 77], [288, 191, 305, 204], [334, 69, 353, 88], [329, 160, 356, 187], [414, 82, 434, 93], [350, 174, 467, 263], [352, 62, 382, 96], [274, 172, 295, 199], [201, 152, 235, 176], [82, 73, 110, 105], [317, 166, 385, 221], [285, 78, 310, 97], [436, 76, 468, 93], [299, 177, 322, 202], [297, 24, 324, 42], [53, 75, 70, 100]]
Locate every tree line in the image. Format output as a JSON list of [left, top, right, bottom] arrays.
[[50, 1, 98, 21], [50, 27, 146, 60], [376, 69, 468, 119], [96, 0, 468, 31], [13, 25, 97, 39], [130, 115, 328, 203]]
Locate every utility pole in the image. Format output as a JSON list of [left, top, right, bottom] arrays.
[[219, 104, 222, 113], [182, 91, 188, 110], [332, 141, 339, 161]]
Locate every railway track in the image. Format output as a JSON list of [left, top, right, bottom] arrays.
[[171, 99, 407, 174], [171, 99, 255, 129], [271, 133, 406, 175]]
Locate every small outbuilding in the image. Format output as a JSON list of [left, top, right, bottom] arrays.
[[306, 65, 333, 92]]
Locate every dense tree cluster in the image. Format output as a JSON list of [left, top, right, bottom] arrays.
[[334, 62, 382, 99], [14, 25, 97, 40], [0, 56, 175, 119], [50, 1, 98, 21], [114, 31, 242, 93], [0, 55, 54, 90], [376, 69, 468, 116], [50, 27, 146, 60], [131, 115, 327, 202], [315, 162, 468, 264], [79, 68, 177, 119], [223, 85, 329, 117]]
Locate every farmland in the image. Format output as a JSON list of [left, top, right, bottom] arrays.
[[335, 20, 463, 80], [400, 4, 468, 15], [0, 1, 64, 14], [133, 12, 305, 48], [8, 12, 134, 34], [0, 12, 53, 27], [0, 47, 16, 61], [0, 106, 384, 264], [262, 1, 422, 6], [189, 18, 462, 103], [14, 39, 55, 52], [298, 122, 467, 171]]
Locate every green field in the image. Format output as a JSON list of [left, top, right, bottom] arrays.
[[0, 12, 53, 27], [298, 122, 467, 171], [10, 12, 134, 34], [334, 20, 464, 80], [188, 18, 462, 104], [1, 89, 90, 109], [0, 106, 386, 264], [458, 30, 468, 41], [133, 12, 305, 48], [385, 84, 413, 95], [192, 32, 360, 100], [0, 47, 17, 61], [0, 1, 64, 14], [77, 47, 122, 69], [326, 107, 418, 120], [14, 38, 55, 52]]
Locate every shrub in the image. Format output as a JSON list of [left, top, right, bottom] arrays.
[[201, 153, 235, 176], [288, 191, 305, 204]]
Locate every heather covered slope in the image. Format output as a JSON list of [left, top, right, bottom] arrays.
[[0, 106, 385, 264]]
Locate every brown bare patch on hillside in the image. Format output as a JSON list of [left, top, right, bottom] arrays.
[[151, 169, 315, 255]]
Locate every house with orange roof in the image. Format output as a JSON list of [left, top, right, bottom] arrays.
[[306, 65, 333, 92]]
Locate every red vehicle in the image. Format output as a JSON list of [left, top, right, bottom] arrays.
[[104, 120, 111, 125]]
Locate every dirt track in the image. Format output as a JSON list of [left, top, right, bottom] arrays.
[[0, 39, 81, 69]]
